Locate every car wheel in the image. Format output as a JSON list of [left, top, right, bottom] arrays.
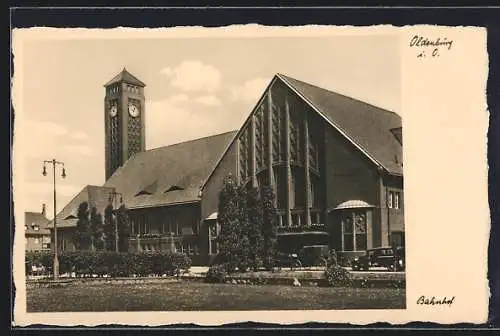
[[293, 260, 302, 270]]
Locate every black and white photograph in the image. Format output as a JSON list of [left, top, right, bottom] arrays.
[[12, 23, 489, 326]]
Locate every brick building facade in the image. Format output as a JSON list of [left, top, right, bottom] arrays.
[[49, 70, 404, 265]]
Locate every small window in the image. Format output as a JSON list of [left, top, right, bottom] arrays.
[[394, 192, 400, 209], [34, 238, 39, 244], [34, 226, 39, 231], [388, 192, 393, 209], [135, 190, 152, 196], [165, 185, 184, 193]]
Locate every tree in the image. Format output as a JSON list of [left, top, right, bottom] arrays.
[[235, 184, 251, 272], [73, 202, 92, 250], [116, 204, 130, 253], [103, 204, 116, 252], [217, 175, 244, 273], [261, 185, 278, 270], [246, 186, 264, 271], [90, 206, 104, 251]]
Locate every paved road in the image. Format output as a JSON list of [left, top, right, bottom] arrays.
[[188, 266, 404, 275]]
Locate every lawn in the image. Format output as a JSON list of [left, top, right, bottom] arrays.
[[27, 281, 406, 312]]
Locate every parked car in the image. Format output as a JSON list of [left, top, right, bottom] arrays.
[[298, 245, 330, 267], [274, 245, 331, 270], [274, 251, 302, 270], [351, 246, 405, 271]]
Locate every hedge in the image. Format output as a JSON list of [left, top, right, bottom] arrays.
[[25, 251, 192, 277]]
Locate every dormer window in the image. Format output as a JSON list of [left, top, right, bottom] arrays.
[[136, 190, 153, 196], [164, 185, 184, 193], [33, 225, 39, 231], [136, 180, 158, 196]]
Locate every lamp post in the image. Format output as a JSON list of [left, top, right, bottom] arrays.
[[109, 191, 123, 253], [42, 159, 66, 280]]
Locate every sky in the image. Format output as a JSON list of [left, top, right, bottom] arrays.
[[17, 32, 401, 218]]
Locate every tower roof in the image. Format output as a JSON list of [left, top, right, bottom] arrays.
[[104, 67, 146, 87]]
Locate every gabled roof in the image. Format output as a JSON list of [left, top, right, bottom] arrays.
[[103, 131, 237, 210], [104, 68, 146, 87], [277, 74, 403, 176], [201, 74, 403, 188], [24, 212, 50, 235], [47, 185, 116, 229]]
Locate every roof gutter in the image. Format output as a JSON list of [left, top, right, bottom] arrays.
[[127, 199, 200, 211]]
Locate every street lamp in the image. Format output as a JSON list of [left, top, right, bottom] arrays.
[[42, 159, 66, 280], [109, 191, 123, 253]]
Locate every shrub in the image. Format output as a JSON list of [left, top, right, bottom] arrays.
[[170, 252, 192, 275], [324, 264, 352, 287], [24, 250, 192, 278], [205, 264, 228, 283]]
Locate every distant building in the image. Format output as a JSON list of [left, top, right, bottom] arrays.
[[25, 204, 51, 252], [49, 70, 404, 265]]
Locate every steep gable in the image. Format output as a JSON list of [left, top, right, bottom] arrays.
[[278, 74, 403, 176]]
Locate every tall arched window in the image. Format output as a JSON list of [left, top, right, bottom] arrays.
[[341, 211, 367, 251]]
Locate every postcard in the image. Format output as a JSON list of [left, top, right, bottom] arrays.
[[11, 24, 490, 326]]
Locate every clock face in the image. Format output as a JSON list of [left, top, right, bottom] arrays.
[[128, 103, 140, 118], [109, 104, 118, 117]]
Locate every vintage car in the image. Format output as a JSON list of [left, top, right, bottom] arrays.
[[351, 246, 405, 271], [274, 251, 302, 270], [274, 244, 331, 270], [297, 245, 330, 267]]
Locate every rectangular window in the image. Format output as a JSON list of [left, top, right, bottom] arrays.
[[34, 238, 39, 244], [388, 191, 401, 209], [394, 192, 400, 209], [342, 212, 367, 252]]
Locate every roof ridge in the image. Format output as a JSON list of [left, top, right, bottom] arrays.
[[277, 73, 401, 118], [25, 211, 45, 216], [139, 130, 238, 155], [104, 68, 146, 87]]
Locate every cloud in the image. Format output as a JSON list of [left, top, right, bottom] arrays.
[[161, 60, 222, 93], [69, 131, 88, 140], [229, 77, 270, 103], [25, 120, 68, 137], [145, 96, 237, 150], [160, 67, 172, 77], [19, 119, 68, 159], [18, 119, 94, 159], [194, 95, 221, 106], [64, 144, 94, 156]]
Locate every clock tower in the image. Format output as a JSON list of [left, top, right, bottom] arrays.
[[104, 68, 146, 180]]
